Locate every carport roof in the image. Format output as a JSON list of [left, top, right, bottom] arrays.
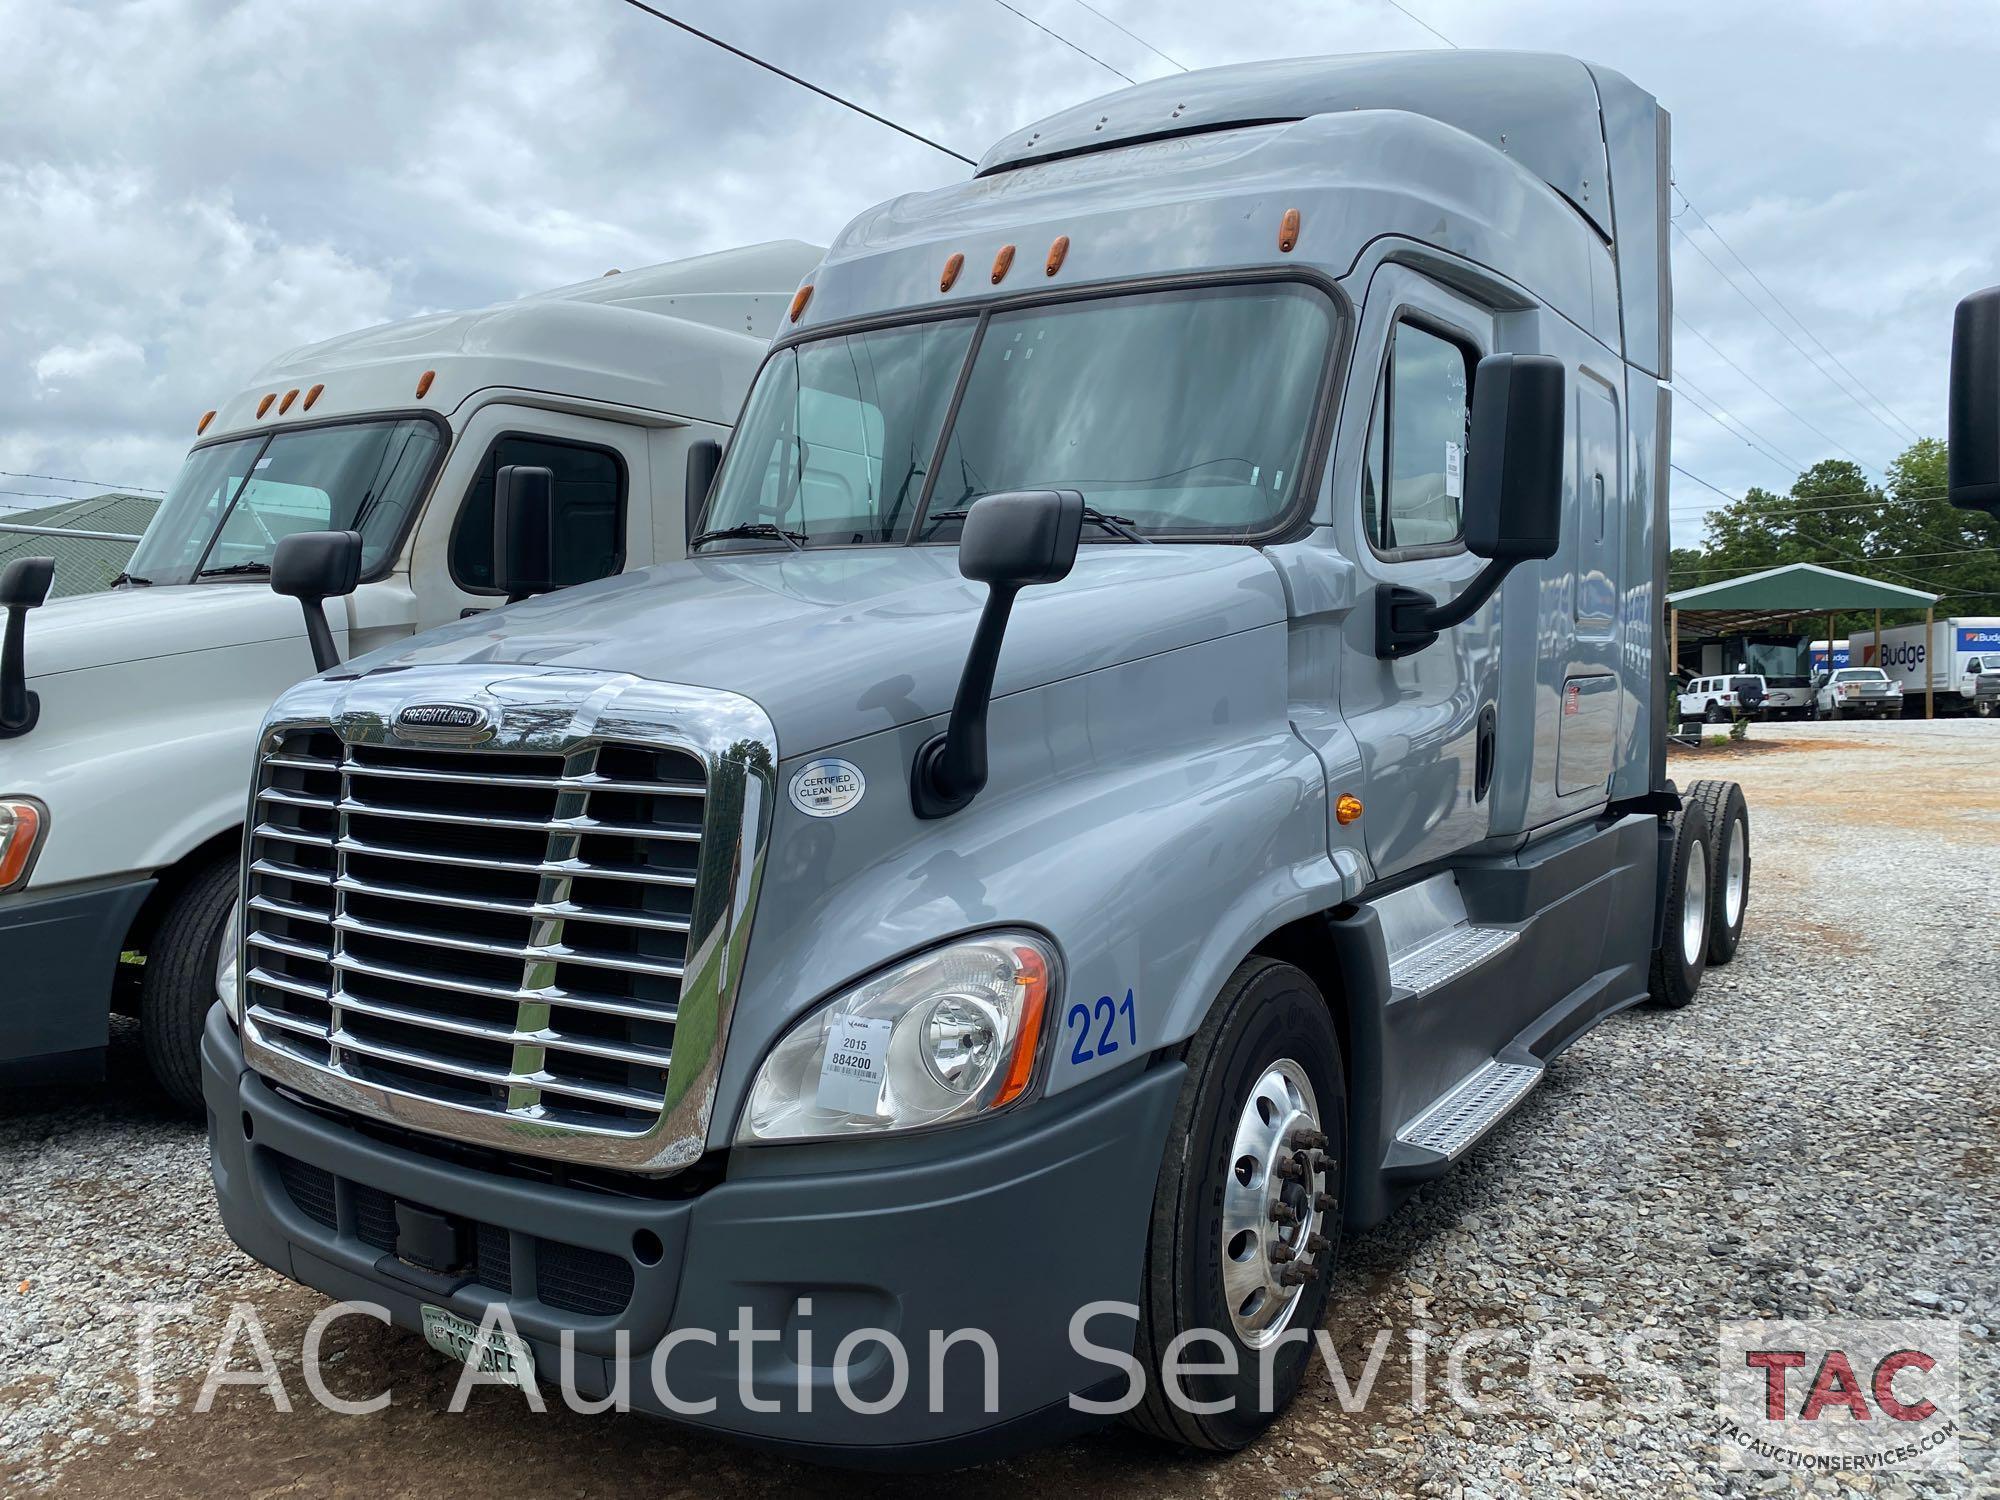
[[1667, 562, 1936, 613]]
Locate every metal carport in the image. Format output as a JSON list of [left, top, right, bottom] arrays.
[[1666, 562, 1942, 716]]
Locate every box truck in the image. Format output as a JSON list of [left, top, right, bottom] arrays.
[[196, 49, 1776, 1459], [1848, 617, 2000, 713], [0, 242, 820, 1103]]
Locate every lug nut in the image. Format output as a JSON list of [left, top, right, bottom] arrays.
[[1312, 1152, 1336, 1175], [1304, 1233, 1330, 1254], [1274, 1156, 1304, 1181], [1313, 1191, 1336, 1212], [1270, 1203, 1299, 1225], [1279, 1263, 1320, 1286], [1291, 1128, 1327, 1151], [1269, 1242, 1296, 1263]]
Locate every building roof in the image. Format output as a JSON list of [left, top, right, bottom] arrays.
[[0, 493, 158, 596], [1668, 562, 1937, 635]]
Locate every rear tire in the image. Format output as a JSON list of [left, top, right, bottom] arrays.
[[1647, 799, 1712, 1009], [1685, 780, 1749, 964], [140, 855, 236, 1111], [1128, 958, 1345, 1451], [1703, 701, 1725, 724]]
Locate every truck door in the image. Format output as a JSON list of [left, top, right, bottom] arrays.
[[1554, 372, 1623, 796], [1337, 266, 1499, 879], [403, 404, 654, 633]]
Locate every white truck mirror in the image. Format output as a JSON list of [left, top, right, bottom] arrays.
[[0, 554, 55, 739], [270, 530, 363, 673]]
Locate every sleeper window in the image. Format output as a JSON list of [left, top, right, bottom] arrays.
[[1361, 322, 1474, 551]]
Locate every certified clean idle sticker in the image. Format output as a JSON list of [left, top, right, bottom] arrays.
[[790, 757, 865, 817], [816, 1013, 893, 1114]]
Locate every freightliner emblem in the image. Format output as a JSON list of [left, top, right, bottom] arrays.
[[393, 702, 494, 744]]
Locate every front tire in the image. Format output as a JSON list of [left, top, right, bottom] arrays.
[[1647, 799, 1713, 1009], [140, 855, 236, 1110], [1685, 780, 1749, 964], [1128, 958, 1346, 1451]]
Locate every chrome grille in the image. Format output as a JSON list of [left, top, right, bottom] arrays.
[[244, 731, 708, 1133]]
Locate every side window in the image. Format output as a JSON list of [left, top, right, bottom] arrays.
[[451, 434, 626, 593], [1361, 321, 1474, 552]]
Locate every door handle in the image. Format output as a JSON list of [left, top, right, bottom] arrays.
[[1474, 704, 1498, 802]]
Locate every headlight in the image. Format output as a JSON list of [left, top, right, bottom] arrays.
[[738, 931, 1057, 1144], [216, 897, 243, 1026], [0, 798, 48, 891]]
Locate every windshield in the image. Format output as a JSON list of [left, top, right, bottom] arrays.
[[699, 282, 1338, 547], [1768, 676, 1807, 688], [125, 417, 445, 585], [1832, 669, 1886, 682]]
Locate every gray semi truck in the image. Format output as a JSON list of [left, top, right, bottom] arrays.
[[189, 50, 1784, 1460]]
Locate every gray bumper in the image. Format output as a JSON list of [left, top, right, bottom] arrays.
[[203, 1008, 1181, 1461], [0, 877, 153, 1075]]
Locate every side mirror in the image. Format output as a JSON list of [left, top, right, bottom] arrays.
[[911, 490, 1084, 818], [0, 555, 56, 739], [1949, 285, 2000, 516], [685, 438, 722, 549], [1377, 353, 1565, 659], [271, 530, 363, 673], [494, 464, 556, 602]]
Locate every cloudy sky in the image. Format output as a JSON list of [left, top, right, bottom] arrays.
[[2, 0, 1995, 545]]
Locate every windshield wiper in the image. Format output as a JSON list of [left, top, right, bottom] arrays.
[[111, 571, 152, 587], [196, 561, 272, 578], [690, 523, 807, 552], [925, 504, 1152, 543]]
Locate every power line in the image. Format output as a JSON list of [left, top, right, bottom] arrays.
[[991, 0, 1134, 83], [1671, 380, 1804, 475], [612, 0, 975, 166], [1674, 314, 1886, 476], [1385, 0, 1457, 47], [1676, 193, 1923, 443], [1068, 0, 1186, 71], [0, 469, 164, 495]]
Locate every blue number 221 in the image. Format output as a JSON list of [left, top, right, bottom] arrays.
[[1067, 989, 1138, 1066]]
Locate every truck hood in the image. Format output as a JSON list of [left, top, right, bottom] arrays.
[[339, 546, 1288, 755], [24, 583, 308, 679]]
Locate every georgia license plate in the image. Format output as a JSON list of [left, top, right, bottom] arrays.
[[420, 1304, 537, 1389]]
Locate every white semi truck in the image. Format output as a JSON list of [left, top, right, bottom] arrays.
[[1847, 617, 2000, 714], [0, 241, 820, 1104]]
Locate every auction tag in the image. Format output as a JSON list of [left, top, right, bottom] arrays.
[[1444, 441, 1463, 499], [816, 1013, 893, 1115]]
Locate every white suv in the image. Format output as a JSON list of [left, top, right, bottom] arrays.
[[1677, 674, 1766, 724]]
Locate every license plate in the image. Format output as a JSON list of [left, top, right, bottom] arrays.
[[420, 1304, 537, 1389]]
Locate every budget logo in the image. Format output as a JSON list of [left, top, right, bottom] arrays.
[[1718, 1319, 1959, 1473]]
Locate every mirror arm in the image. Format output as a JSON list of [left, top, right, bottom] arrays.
[[1375, 560, 1515, 660], [298, 599, 341, 674], [911, 583, 1020, 819]]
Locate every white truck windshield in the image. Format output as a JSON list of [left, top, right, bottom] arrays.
[[1831, 669, 1887, 682], [700, 282, 1337, 547], [125, 417, 445, 585]]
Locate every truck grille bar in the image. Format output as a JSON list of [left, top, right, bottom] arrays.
[[242, 730, 708, 1136]]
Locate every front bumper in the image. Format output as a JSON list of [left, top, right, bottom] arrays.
[[0, 876, 154, 1076], [203, 1009, 1182, 1461]]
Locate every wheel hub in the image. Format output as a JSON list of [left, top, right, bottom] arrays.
[[1220, 1059, 1334, 1347], [1723, 815, 1746, 929], [1681, 838, 1709, 966]]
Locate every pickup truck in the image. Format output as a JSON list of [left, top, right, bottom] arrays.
[[200, 49, 1761, 1460], [1811, 666, 1903, 720]]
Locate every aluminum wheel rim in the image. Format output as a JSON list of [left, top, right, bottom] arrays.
[[1681, 839, 1709, 966], [1220, 1058, 1328, 1348], [1723, 816, 1746, 929]]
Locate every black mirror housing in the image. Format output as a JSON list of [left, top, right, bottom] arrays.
[[1949, 285, 2000, 516], [1377, 354, 1566, 659], [271, 530, 363, 673], [1463, 353, 1566, 562], [0, 554, 55, 739], [685, 438, 723, 546], [912, 490, 1086, 818], [494, 464, 557, 601]]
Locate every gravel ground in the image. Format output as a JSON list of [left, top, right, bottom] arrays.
[[3, 719, 1995, 1497]]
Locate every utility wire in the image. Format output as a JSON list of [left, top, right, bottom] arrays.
[[1676, 192, 1923, 443], [1674, 314, 1886, 477], [0, 469, 164, 494], [612, 0, 976, 165], [991, 0, 1134, 83], [1385, 0, 1457, 47], [1671, 381, 1804, 476], [1068, 0, 1186, 70]]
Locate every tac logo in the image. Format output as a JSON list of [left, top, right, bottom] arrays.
[[1718, 1319, 1959, 1472]]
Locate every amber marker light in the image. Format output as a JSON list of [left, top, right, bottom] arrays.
[[788, 284, 813, 323], [197, 410, 216, 435], [940, 253, 964, 292], [1045, 235, 1070, 276], [278, 388, 299, 414], [990, 243, 1016, 284], [1279, 207, 1301, 252], [414, 369, 435, 399], [0, 801, 44, 890], [303, 383, 324, 411], [992, 943, 1052, 1108], [255, 393, 275, 418], [1336, 793, 1364, 825]]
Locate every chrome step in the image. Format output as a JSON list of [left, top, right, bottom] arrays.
[[1388, 924, 1519, 995], [1396, 1059, 1543, 1160]]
